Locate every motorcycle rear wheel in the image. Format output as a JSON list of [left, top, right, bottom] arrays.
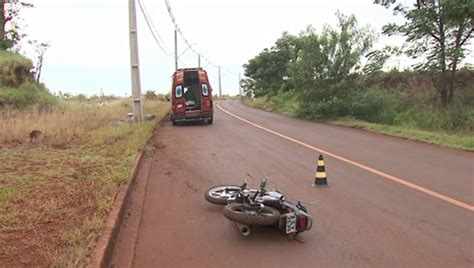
[[204, 185, 241, 205], [223, 203, 280, 226]]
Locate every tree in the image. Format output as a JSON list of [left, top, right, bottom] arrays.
[[376, 0, 473, 106], [242, 12, 376, 103], [29, 40, 49, 82], [0, 0, 33, 50], [288, 12, 375, 101], [242, 32, 298, 97]]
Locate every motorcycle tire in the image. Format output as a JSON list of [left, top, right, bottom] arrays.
[[204, 185, 241, 205], [223, 203, 280, 226]]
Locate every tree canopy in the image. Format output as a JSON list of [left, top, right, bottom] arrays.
[[376, 0, 473, 106], [243, 12, 376, 102], [0, 0, 33, 50]]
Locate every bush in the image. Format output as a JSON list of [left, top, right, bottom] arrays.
[[0, 82, 58, 110], [396, 105, 474, 132], [145, 90, 157, 100], [347, 88, 397, 124], [266, 91, 299, 115], [249, 76, 473, 134], [0, 50, 35, 87], [296, 86, 396, 124]]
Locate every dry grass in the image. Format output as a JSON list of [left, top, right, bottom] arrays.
[[0, 99, 132, 145], [0, 98, 170, 266]]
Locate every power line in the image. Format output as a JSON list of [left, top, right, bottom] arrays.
[[179, 57, 187, 68], [138, 0, 171, 56], [137, 0, 242, 79], [140, 0, 169, 50], [164, 0, 224, 70]]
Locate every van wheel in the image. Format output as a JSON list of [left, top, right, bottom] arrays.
[[172, 120, 177, 126], [208, 117, 213, 124]]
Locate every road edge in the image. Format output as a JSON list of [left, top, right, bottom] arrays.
[[90, 150, 144, 268], [239, 100, 472, 152], [89, 113, 170, 268]]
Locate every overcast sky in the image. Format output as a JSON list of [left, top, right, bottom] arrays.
[[18, 0, 470, 96]]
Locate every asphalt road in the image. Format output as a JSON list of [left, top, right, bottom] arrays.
[[110, 100, 473, 267]]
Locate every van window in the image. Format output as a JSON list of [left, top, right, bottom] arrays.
[[202, 84, 209, 96], [175, 85, 183, 98]]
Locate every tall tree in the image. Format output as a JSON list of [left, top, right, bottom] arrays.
[[288, 13, 375, 101], [0, 0, 33, 50], [376, 0, 473, 106], [243, 32, 298, 97]]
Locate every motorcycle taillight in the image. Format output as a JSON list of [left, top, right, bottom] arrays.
[[297, 215, 307, 230]]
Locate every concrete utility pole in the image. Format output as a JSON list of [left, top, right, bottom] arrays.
[[218, 66, 222, 97], [128, 0, 143, 122], [174, 29, 178, 70], [198, 54, 201, 68]]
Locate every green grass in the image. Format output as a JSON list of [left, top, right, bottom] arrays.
[[0, 50, 36, 94], [330, 118, 474, 151], [0, 82, 58, 109], [243, 96, 474, 151], [0, 98, 170, 266], [0, 50, 32, 65], [242, 92, 299, 116]]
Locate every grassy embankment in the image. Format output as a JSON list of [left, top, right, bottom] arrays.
[[0, 50, 57, 110], [0, 50, 170, 266], [242, 81, 474, 151], [0, 97, 169, 266]]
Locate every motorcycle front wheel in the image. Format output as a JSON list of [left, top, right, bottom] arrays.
[[223, 203, 280, 226], [204, 185, 241, 205]]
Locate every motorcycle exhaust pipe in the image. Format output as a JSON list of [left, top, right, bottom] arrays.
[[235, 222, 251, 236]]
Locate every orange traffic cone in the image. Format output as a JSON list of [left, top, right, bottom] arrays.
[[313, 154, 329, 187]]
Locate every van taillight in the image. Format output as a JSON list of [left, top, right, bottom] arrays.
[[204, 100, 210, 107]]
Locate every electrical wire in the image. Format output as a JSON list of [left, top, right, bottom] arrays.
[[138, 0, 171, 56], [164, 0, 226, 70]]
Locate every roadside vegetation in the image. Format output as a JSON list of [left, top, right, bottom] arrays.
[[243, 70, 474, 150], [241, 1, 473, 150], [215, 94, 241, 101], [0, 41, 169, 268], [0, 95, 169, 266], [0, 2, 172, 266], [0, 50, 56, 110]]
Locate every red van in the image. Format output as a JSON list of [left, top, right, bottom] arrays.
[[170, 68, 214, 125]]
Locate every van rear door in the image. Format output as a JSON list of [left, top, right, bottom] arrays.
[[182, 70, 201, 112], [200, 82, 212, 112], [172, 71, 185, 116]]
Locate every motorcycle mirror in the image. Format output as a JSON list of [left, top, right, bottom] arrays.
[[260, 177, 267, 190], [245, 172, 254, 184]]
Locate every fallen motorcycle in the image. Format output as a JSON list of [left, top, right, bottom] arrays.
[[204, 177, 312, 238]]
